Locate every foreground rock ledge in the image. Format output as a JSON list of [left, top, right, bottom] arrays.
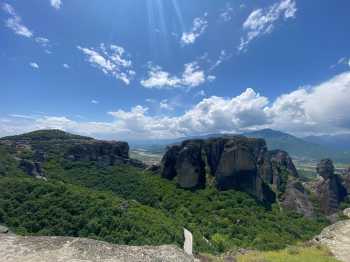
[[0, 234, 194, 262]]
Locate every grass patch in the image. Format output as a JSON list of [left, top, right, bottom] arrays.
[[236, 246, 339, 262]]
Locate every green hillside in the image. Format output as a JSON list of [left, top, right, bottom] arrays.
[[0, 130, 329, 254]]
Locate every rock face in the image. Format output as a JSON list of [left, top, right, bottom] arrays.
[[160, 136, 316, 214], [0, 234, 194, 262], [65, 140, 145, 168], [315, 159, 348, 215], [161, 136, 276, 203], [314, 208, 350, 262], [280, 179, 314, 218], [19, 159, 45, 178], [175, 140, 206, 189]]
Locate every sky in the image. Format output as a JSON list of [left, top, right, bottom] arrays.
[[1, 0, 350, 140]]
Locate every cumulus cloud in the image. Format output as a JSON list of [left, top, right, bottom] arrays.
[[91, 100, 99, 104], [181, 14, 208, 45], [3, 72, 350, 139], [50, 0, 62, 9], [2, 3, 33, 38], [29, 62, 39, 69], [140, 62, 208, 89], [63, 63, 70, 69], [268, 71, 350, 134], [77, 44, 135, 85], [238, 0, 296, 52]]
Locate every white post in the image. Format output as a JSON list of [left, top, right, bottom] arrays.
[[183, 228, 193, 256]]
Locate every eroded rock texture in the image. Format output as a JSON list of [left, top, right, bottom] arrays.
[[65, 140, 145, 168], [160, 136, 316, 215], [315, 159, 348, 215], [0, 234, 193, 262], [161, 136, 276, 203]]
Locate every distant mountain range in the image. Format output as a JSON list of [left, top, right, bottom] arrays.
[[130, 129, 350, 163], [303, 134, 350, 151]]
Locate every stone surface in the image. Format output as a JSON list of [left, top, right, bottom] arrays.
[[280, 179, 314, 218], [175, 141, 205, 189], [183, 228, 193, 256], [161, 145, 181, 180], [64, 140, 145, 168], [19, 159, 45, 178], [161, 136, 276, 203], [65, 140, 129, 163], [0, 225, 9, 234], [317, 159, 335, 180], [314, 208, 350, 262], [0, 234, 194, 262], [315, 159, 348, 215]]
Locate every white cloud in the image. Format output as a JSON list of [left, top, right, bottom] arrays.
[[2, 3, 33, 38], [268, 71, 350, 134], [29, 62, 39, 69], [181, 14, 208, 45], [50, 0, 62, 10], [159, 99, 174, 111], [35, 37, 50, 47], [207, 75, 216, 82], [220, 3, 234, 22], [141, 62, 207, 89], [3, 72, 350, 139], [77, 44, 134, 85], [91, 100, 99, 104], [238, 0, 296, 52], [63, 63, 70, 69], [209, 50, 232, 71]]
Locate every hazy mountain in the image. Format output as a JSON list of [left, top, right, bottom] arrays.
[[131, 129, 350, 163], [244, 129, 350, 163], [304, 134, 350, 151]]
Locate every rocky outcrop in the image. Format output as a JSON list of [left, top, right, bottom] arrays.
[[64, 140, 145, 168], [0, 234, 194, 262], [175, 140, 206, 189], [315, 159, 348, 215], [280, 179, 314, 218], [160, 136, 317, 213], [161, 136, 276, 203], [19, 159, 45, 178], [314, 208, 350, 262]]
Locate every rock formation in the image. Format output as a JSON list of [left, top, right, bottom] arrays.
[[0, 234, 193, 262], [19, 159, 45, 178], [161, 136, 277, 203], [280, 179, 314, 218], [65, 140, 145, 168], [160, 136, 316, 215], [315, 159, 348, 215]]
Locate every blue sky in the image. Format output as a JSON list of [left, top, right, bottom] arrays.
[[1, 0, 350, 140]]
